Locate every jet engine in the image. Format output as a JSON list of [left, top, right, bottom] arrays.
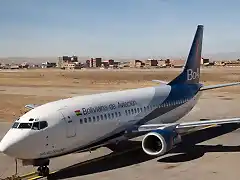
[[141, 129, 181, 156]]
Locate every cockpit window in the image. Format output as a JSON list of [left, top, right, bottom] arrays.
[[18, 123, 32, 129], [12, 122, 19, 128], [40, 121, 48, 129], [31, 121, 48, 130], [32, 122, 40, 130]]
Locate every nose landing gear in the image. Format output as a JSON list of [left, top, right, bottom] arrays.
[[37, 166, 50, 177]]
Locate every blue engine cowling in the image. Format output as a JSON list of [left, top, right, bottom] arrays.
[[141, 129, 182, 156]]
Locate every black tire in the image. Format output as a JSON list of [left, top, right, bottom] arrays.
[[37, 166, 49, 177], [37, 166, 43, 176], [42, 166, 50, 177]]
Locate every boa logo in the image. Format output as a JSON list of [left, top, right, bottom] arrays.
[[187, 68, 199, 81]]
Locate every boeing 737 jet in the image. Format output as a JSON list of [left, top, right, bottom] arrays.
[[1, 25, 240, 177]]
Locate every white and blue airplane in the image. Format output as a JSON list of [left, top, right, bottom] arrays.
[[1, 25, 240, 176]]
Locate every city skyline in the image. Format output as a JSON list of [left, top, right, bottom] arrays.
[[1, 0, 240, 59]]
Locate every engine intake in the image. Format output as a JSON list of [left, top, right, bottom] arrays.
[[142, 129, 181, 156]]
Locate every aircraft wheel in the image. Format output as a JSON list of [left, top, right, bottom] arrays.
[[37, 166, 49, 176]]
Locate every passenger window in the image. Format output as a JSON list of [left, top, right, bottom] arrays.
[[140, 107, 142, 112], [128, 109, 131, 114], [131, 109, 134, 114], [32, 122, 39, 130], [93, 116, 96, 122], [111, 113, 114, 118], [137, 108, 140, 113], [39, 121, 48, 129], [84, 118, 87, 123], [80, 119, 83, 124], [115, 112, 118, 117], [100, 115, 103, 120], [118, 112, 121, 116], [97, 116, 100, 121], [144, 107, 146, 111], [108, 113, 111, 119], [134, 108, 137, 113], [104, 114, 107, 119], [88, 117, 92, 123]]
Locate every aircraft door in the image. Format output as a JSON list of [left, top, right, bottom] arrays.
[[59, 108, 76, 138]]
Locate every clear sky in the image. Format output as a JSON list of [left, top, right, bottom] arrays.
[[0, 0, 240, 59]]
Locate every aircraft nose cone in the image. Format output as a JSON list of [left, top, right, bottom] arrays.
[[0, 132, 21, 157], [0, 141, 13, 155], [0, 142, 6, 153], [0, 141, 12, 155], [0, 140, 24, 158]]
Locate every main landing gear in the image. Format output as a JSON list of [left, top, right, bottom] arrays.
[[37, 166, 50, 177]]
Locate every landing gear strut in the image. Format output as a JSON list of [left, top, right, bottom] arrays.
[[37, 166, 49, 177]]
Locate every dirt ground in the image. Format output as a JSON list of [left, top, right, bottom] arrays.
[[0, 67, 240, 122]]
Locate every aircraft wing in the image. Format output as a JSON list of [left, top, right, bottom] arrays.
[[152, 80, 168, 84], [136, 117, 240, 135], [200, 82, 240, 91], [25, 104, 40, 110]]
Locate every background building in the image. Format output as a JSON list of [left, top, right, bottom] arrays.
[[57, 55, 80, 69]]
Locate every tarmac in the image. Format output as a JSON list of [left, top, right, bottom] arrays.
[[1, 90, 240, 180]]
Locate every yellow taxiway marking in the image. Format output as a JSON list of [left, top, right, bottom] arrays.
[[27, 171, 57, 180], [200, 124, 218, 130], [186, 124, 218, 135], [19, 172, 37, 179], [26, 148, 140, 180]]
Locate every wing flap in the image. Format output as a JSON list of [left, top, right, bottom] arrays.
[[152, 80, 168, 84], [137, 118, 240, 134]]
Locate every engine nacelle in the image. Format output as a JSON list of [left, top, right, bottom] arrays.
[[141, 129, 181, 156]]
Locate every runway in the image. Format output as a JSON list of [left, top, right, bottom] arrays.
[[1, 91, 240, 180]]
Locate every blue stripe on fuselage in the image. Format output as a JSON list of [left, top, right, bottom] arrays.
[[135, 83, 201, 126], [165, 83, 201, 102]]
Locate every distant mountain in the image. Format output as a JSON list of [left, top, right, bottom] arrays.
[[0, 57, 58, 64], [204, 52, 240, 61]]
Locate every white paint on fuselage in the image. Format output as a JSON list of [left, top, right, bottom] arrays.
[[0, 85, 201, 160]]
